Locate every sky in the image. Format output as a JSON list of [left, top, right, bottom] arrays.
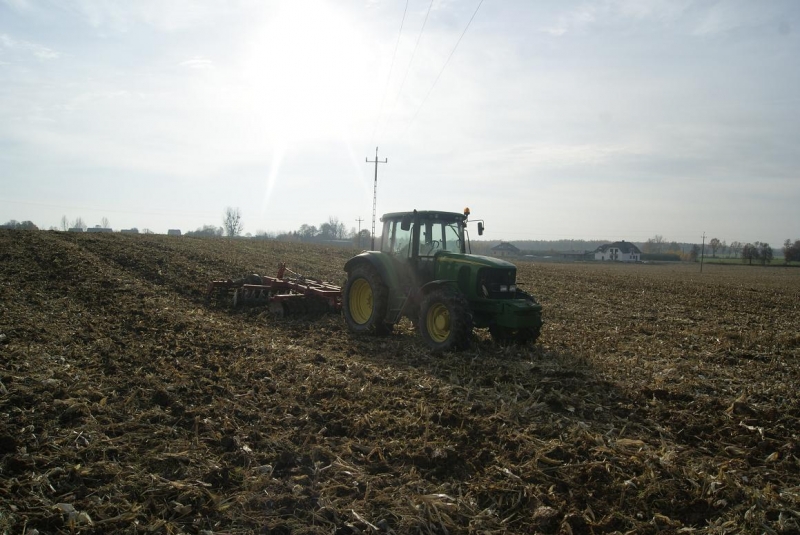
[[0, 0, 798, 245]]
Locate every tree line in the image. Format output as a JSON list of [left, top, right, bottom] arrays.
[[4, 212, 800, 265]]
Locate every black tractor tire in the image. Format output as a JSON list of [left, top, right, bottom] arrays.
[[419, 288, 473, 352], [343, 264, 392, 335], [489, 289, 542, 346]]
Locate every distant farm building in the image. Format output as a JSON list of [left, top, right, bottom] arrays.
[[560, 251, 593, 261], [120, 229, 140, 234], [167, 229, 182, 237], [87, 227, 113, 233], [491, 242, 520, 257], [595, 241, 641, 262], [68, 228, 84, 233]]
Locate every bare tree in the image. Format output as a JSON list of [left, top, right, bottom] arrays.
[[709, 238, 721, 257], [71, 217, 87, 231], [729, 241, 743, 258], [644, 235, 666, 254], [101, 217, 110, 228], [60, 215, 69, 231], [223, 207, 243, 237]]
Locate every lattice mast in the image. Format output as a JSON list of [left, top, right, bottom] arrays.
[[366, 147, 387, 250]]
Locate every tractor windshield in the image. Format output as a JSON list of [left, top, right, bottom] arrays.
[[419, 218, 464, 256]]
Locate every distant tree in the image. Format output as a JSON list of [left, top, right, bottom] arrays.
[[644, 235, 666, 254], [254, 229, 275, 240], [223, 207, 243, 237], [1, 220, 38, 230], [354, 229, 371, 249], [71, 217, 87, 231], [298, 224, 318, 240], [319, 222, 334, 240], [741, 243, 757, 265], [101, 217, 110, 228], [783, 239, 800, 263], [720, 240, 727, 257], [142, 228, 154, 234], [60, 215, 69, 231], [757, 242, 773, 265], [709, 238, 721, 257], [186, 225, 223, 237], [729, 241, 743, 258], [688, 244, 700, 262]]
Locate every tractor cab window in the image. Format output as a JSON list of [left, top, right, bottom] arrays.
[[382, 219, 414, 258], [419, 219, 463, 256]]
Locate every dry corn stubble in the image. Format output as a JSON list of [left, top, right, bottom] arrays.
[[1, 230, 799, 534]]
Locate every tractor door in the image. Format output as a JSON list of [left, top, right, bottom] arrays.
[[381, 217, 416, 286]]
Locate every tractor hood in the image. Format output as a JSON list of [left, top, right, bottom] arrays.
[[435, 252, 516, 270]]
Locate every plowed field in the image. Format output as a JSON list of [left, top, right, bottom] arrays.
[[1, 230, 799, 534]]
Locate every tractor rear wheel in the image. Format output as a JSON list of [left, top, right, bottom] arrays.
[[343, 264, 391, 335], [419, 288, 473, 352]]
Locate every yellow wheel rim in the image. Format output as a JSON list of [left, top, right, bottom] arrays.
[[426, 303, 450, 343], [349, 278, 373, 324]]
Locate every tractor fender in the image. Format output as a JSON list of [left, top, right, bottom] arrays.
[[344, 252, 391, 285], [419, 279, 459, 297]]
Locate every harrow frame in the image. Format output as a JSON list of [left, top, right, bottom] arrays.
[[206, 263, 342, 315]]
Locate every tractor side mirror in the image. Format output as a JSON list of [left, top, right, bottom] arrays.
[[478, 222, 484, 236], [401, 216, 412, 231]]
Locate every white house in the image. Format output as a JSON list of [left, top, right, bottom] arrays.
[[595, 241, 641, 262]]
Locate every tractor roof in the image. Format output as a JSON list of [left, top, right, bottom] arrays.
[[381, 210, 466, 222]]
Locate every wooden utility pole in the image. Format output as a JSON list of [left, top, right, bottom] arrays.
[[700, 232, 706, 272], [366, 147, 387, 250], [355, 217, 364, 249]]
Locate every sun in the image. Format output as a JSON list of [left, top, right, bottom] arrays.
[[243, 1, 374, 144]]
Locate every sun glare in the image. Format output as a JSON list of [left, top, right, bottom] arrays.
[[242, 1, 375, 211], [245, 1, 371, 144]]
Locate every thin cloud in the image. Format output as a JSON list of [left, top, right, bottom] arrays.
[[179, 57, 214, 70], [0, 33, 60, 60]]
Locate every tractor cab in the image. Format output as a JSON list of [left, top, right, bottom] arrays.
[[379, 209, 472, 287], [379, 209, 469, 256]]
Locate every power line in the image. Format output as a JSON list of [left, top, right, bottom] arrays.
[[402, 0, 484, 137], [377, 0, 435, 142], [370, 0, 410, 146]]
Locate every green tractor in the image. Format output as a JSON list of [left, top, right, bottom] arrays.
[[343, 208, 543, 351]]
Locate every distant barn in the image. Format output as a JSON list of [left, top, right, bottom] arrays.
[[68, 228, 84, 233], [491, 242, 520, 258], [120, 229, 140, 234], [167, 229, 182, 237], [87, 227, 113, 233]]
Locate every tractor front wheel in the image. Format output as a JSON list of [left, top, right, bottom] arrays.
[[419, 288, 473, 352], [343, 264, 391, 335]]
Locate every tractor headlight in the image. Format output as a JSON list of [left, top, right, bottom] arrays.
[[500, 285, 508, 292]]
